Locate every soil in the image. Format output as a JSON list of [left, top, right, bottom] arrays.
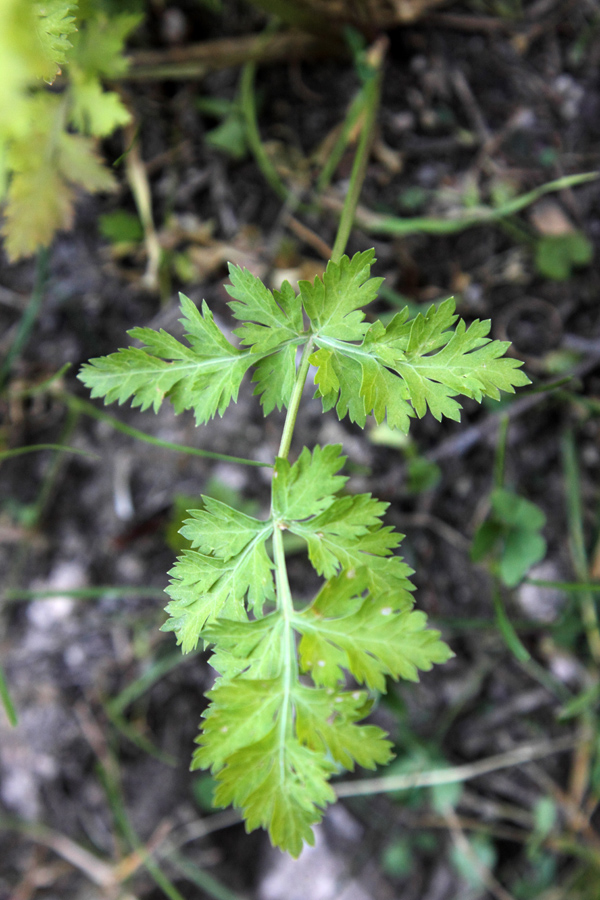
[[2, 1, 600, 898]]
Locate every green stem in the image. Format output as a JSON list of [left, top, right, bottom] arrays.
[[273, 43, 385, 463], [4, 585, 166, 602], [266, 40, 387, 777], [0, 662, 17, 727], [62, 392, 272, 468], [493, 414, 509, 489], [272, 522, 297, 759], [240, 54, 288, 202], [526, 579, 600, 593], [317, 89, 366, 194], [0, 443, 98, 462], [492, 583, 530, 664], [277, 337, 314, 460], [350, 171, 598, 237], [30, 406, 79, 526], [330, 41, 385, 265], [562, 427, 600, 666], [269, 41, 386, 680], [0, 246, 50, 390]]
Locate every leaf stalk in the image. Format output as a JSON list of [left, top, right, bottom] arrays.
[[330, 37, 386, 265], [277, 337, 314, 460]]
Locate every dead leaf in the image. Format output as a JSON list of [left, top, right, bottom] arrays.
[[529, 199, 575, 236]]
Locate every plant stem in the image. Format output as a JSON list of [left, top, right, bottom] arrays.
[[342, 171, 598, 238], [275, 38, 386, 464], [277, 337, 314, 461], [562, 427, 600, 666], [272, 522, 298, 757], [0, 663, 17, 727], [4, 586, 167, 602], [0, 246, 50, 390], [126, 31, 336, 81], [492, 583, 531, 664], [240, 31, 289, 202], [330, 38, 386, 265], [0, 443, 98, 462], [62, 392, 272, 468], [267, 39, 387, 743]]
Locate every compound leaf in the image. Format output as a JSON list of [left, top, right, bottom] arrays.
[[162, 522, 274, 652], [0, 4, 134, 259], [272, 444, 348, 521], [312, 296, 529, 427], [251, 343, 297, 414], [226, 266, 304, 354], [181, 499, 272, 560], [194, 677, 336, 857], [296, 572, 453, 692], [293, 684, 393, 771], [289, 491, 414, 599], [301, 249, 382, 341], [77, 248, 529, 856], [367, 303, 530, 419], [78, 294, 255, 424]]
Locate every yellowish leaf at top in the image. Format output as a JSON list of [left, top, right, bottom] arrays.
[[2, 163, 74, 261], [69, 71, 131, 137], [2, 96, 116, 261]]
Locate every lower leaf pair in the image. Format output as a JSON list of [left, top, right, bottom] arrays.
[[176, 537, 451, 855]]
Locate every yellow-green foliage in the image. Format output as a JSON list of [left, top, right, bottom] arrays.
[[0, 0, 140, 261], [80, 250, 530, 854]]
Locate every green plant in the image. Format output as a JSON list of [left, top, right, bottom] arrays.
[[78, 241, 529, 854], [534, 231, 594, 281], [0, 0, 140, 261], [471, 487, 547, 588]]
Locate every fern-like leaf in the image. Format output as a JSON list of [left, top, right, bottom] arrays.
[[34, 0, 77, 80], [311, 291, 529, 428], [2, 94, 116, 261], [79, 295, 256, 424], [296, 571, 453, 692], [272, 444, 348, 520], [226, 266, 304, 354], [300, 249, 383, 341], [163, 513, 274, 652], [79, 247, 531, 856]]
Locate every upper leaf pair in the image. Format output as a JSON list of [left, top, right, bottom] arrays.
[[80, 250, 529, 431]]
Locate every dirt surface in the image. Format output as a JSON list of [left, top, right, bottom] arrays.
[[2, 2, 600, 898]]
